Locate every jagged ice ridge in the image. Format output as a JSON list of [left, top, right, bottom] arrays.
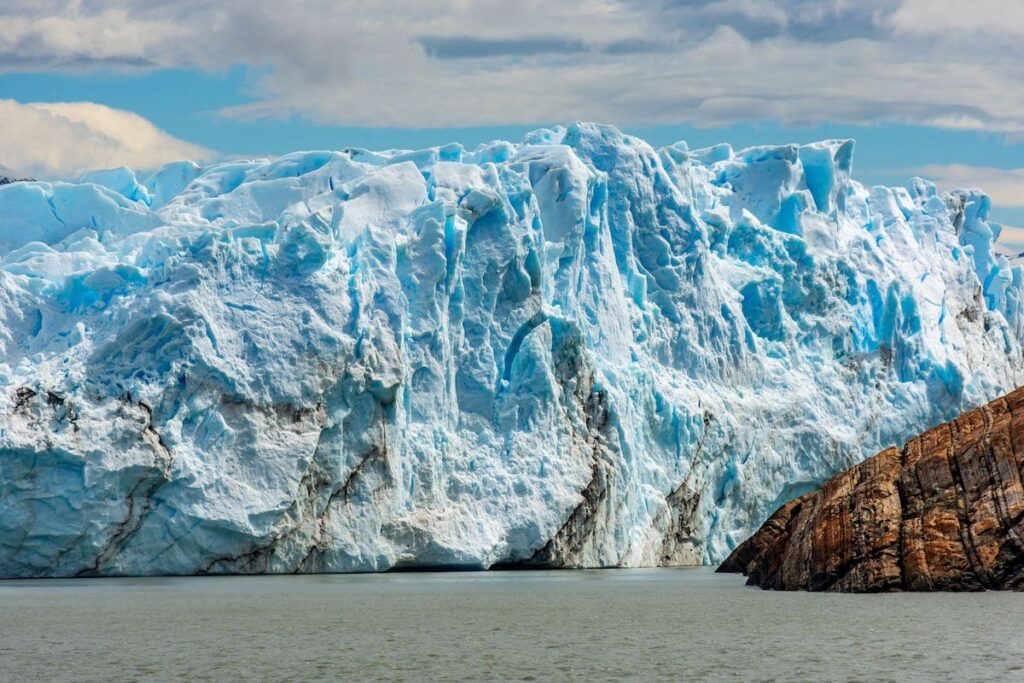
[[1, 123, 1022, 577]]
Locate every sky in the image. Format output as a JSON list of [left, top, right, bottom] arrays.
[[1, 0, 1022, 247]]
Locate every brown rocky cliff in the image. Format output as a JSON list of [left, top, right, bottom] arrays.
[[718, 386, 1024, 591]]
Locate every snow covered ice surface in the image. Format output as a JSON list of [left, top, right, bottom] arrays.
[[1, 123, 1021, 577]]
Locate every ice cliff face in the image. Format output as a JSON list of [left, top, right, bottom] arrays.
[[1, 123, 1022, 577]]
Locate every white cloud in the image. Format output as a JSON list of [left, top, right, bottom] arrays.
[[0, 1, 1023, 131], [0, 99, 212, 178], [914, 165, 1024, 207], [888, 0, 1024, 40], [218, 25, 1024, 130]]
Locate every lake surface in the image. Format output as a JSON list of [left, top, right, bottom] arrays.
[[0, 568, 1021, 682]]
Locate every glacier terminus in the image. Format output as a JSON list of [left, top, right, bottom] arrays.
[[0, 122, 1021, 577]]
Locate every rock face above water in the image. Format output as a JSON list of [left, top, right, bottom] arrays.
[[2, 123, 1023, 577], [720, 386, 1024, 591]]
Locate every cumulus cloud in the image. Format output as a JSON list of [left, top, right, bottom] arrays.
[[0, 1, 1023, 130], [0, 99, 212, 178]]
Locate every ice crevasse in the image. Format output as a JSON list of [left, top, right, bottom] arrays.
[[0, 122, 1021, 577]]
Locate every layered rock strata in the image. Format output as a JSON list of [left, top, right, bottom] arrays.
[[720, 386, 1024, 591]]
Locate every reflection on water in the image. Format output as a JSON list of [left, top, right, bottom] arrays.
[[0, 568, 1021, 682]]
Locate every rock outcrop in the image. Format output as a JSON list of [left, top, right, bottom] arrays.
[[719, 386, 1024, 591], [0, 163, 30, 186]]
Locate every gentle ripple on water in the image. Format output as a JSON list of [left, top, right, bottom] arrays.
[[0, 568, 1021, 682]]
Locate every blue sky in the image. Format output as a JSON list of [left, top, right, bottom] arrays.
[[1, 1, 1022, 242]]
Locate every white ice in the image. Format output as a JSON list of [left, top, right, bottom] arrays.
[[0, 123, 1020, 576]]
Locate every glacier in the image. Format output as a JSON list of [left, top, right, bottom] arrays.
[[0, 122, 1022, 577]]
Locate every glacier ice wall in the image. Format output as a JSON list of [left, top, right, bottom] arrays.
[[1, 123, 1022, 577]]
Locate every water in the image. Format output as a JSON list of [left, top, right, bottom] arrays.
[[0, 568, 1021, 682]]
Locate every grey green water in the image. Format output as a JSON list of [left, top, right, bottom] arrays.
[[0, 568, 1021, 682]]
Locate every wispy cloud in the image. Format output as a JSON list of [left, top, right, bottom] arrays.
[[888, 0, 1024, 40], [649, 0, 895, 42], [0, 99, 212, 178], [417, 36, 588, 59], [0, 1, 1022, 131]]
